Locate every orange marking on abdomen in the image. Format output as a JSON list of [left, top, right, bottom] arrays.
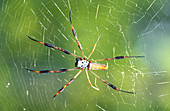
[[89, 63, 108, 70]]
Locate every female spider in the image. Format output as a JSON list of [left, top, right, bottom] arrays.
[[26, 11, 144, 99]]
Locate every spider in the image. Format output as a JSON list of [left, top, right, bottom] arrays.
[[26, 11, 144, 99]]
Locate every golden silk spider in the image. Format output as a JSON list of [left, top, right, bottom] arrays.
[[26, 11, 144, 99]]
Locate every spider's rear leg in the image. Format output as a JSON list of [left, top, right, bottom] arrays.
[[89, 69, 136, 94], [90, 56, 145, 62], [85, 69, 99, 91]]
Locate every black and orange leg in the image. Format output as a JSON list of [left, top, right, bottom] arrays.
[[69, 11, 85, 59], [90, 56, 145, 62], [27, 35, 81, 59], [53, 69, 83, 99], [89, 69, 136, 94], [87, 35, 101, 61], [25, 67, 80, 74]]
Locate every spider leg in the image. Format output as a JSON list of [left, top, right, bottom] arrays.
[[87, 35, 101, 61], [27, 35, 81, 58], [85, 69, 99, 90], [88, 69, 136, 94], [69, 10, 86, 59], [90, 56, 145, 62], [25, 67, 80, 73], [53, 69, 83, 99]]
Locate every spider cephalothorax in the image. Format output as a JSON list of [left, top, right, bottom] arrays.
[[26, 10, 144, 99], [75, 58, 89, 68]]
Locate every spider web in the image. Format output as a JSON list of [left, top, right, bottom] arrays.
[[0, 0, 170, 111]]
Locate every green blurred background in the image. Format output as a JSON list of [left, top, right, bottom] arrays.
[[0, 0, 170, 111]]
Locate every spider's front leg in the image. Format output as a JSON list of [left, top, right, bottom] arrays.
[[53, 69, 83, 99], [69, 11, 86, 59], [25, 67, 80, 74], [27, 35, 81, 58]]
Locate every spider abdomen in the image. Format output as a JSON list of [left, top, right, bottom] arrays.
[[89, 63, 108, 70]]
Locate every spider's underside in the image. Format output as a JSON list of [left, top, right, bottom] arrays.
[[26, 10, 144, 99]]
